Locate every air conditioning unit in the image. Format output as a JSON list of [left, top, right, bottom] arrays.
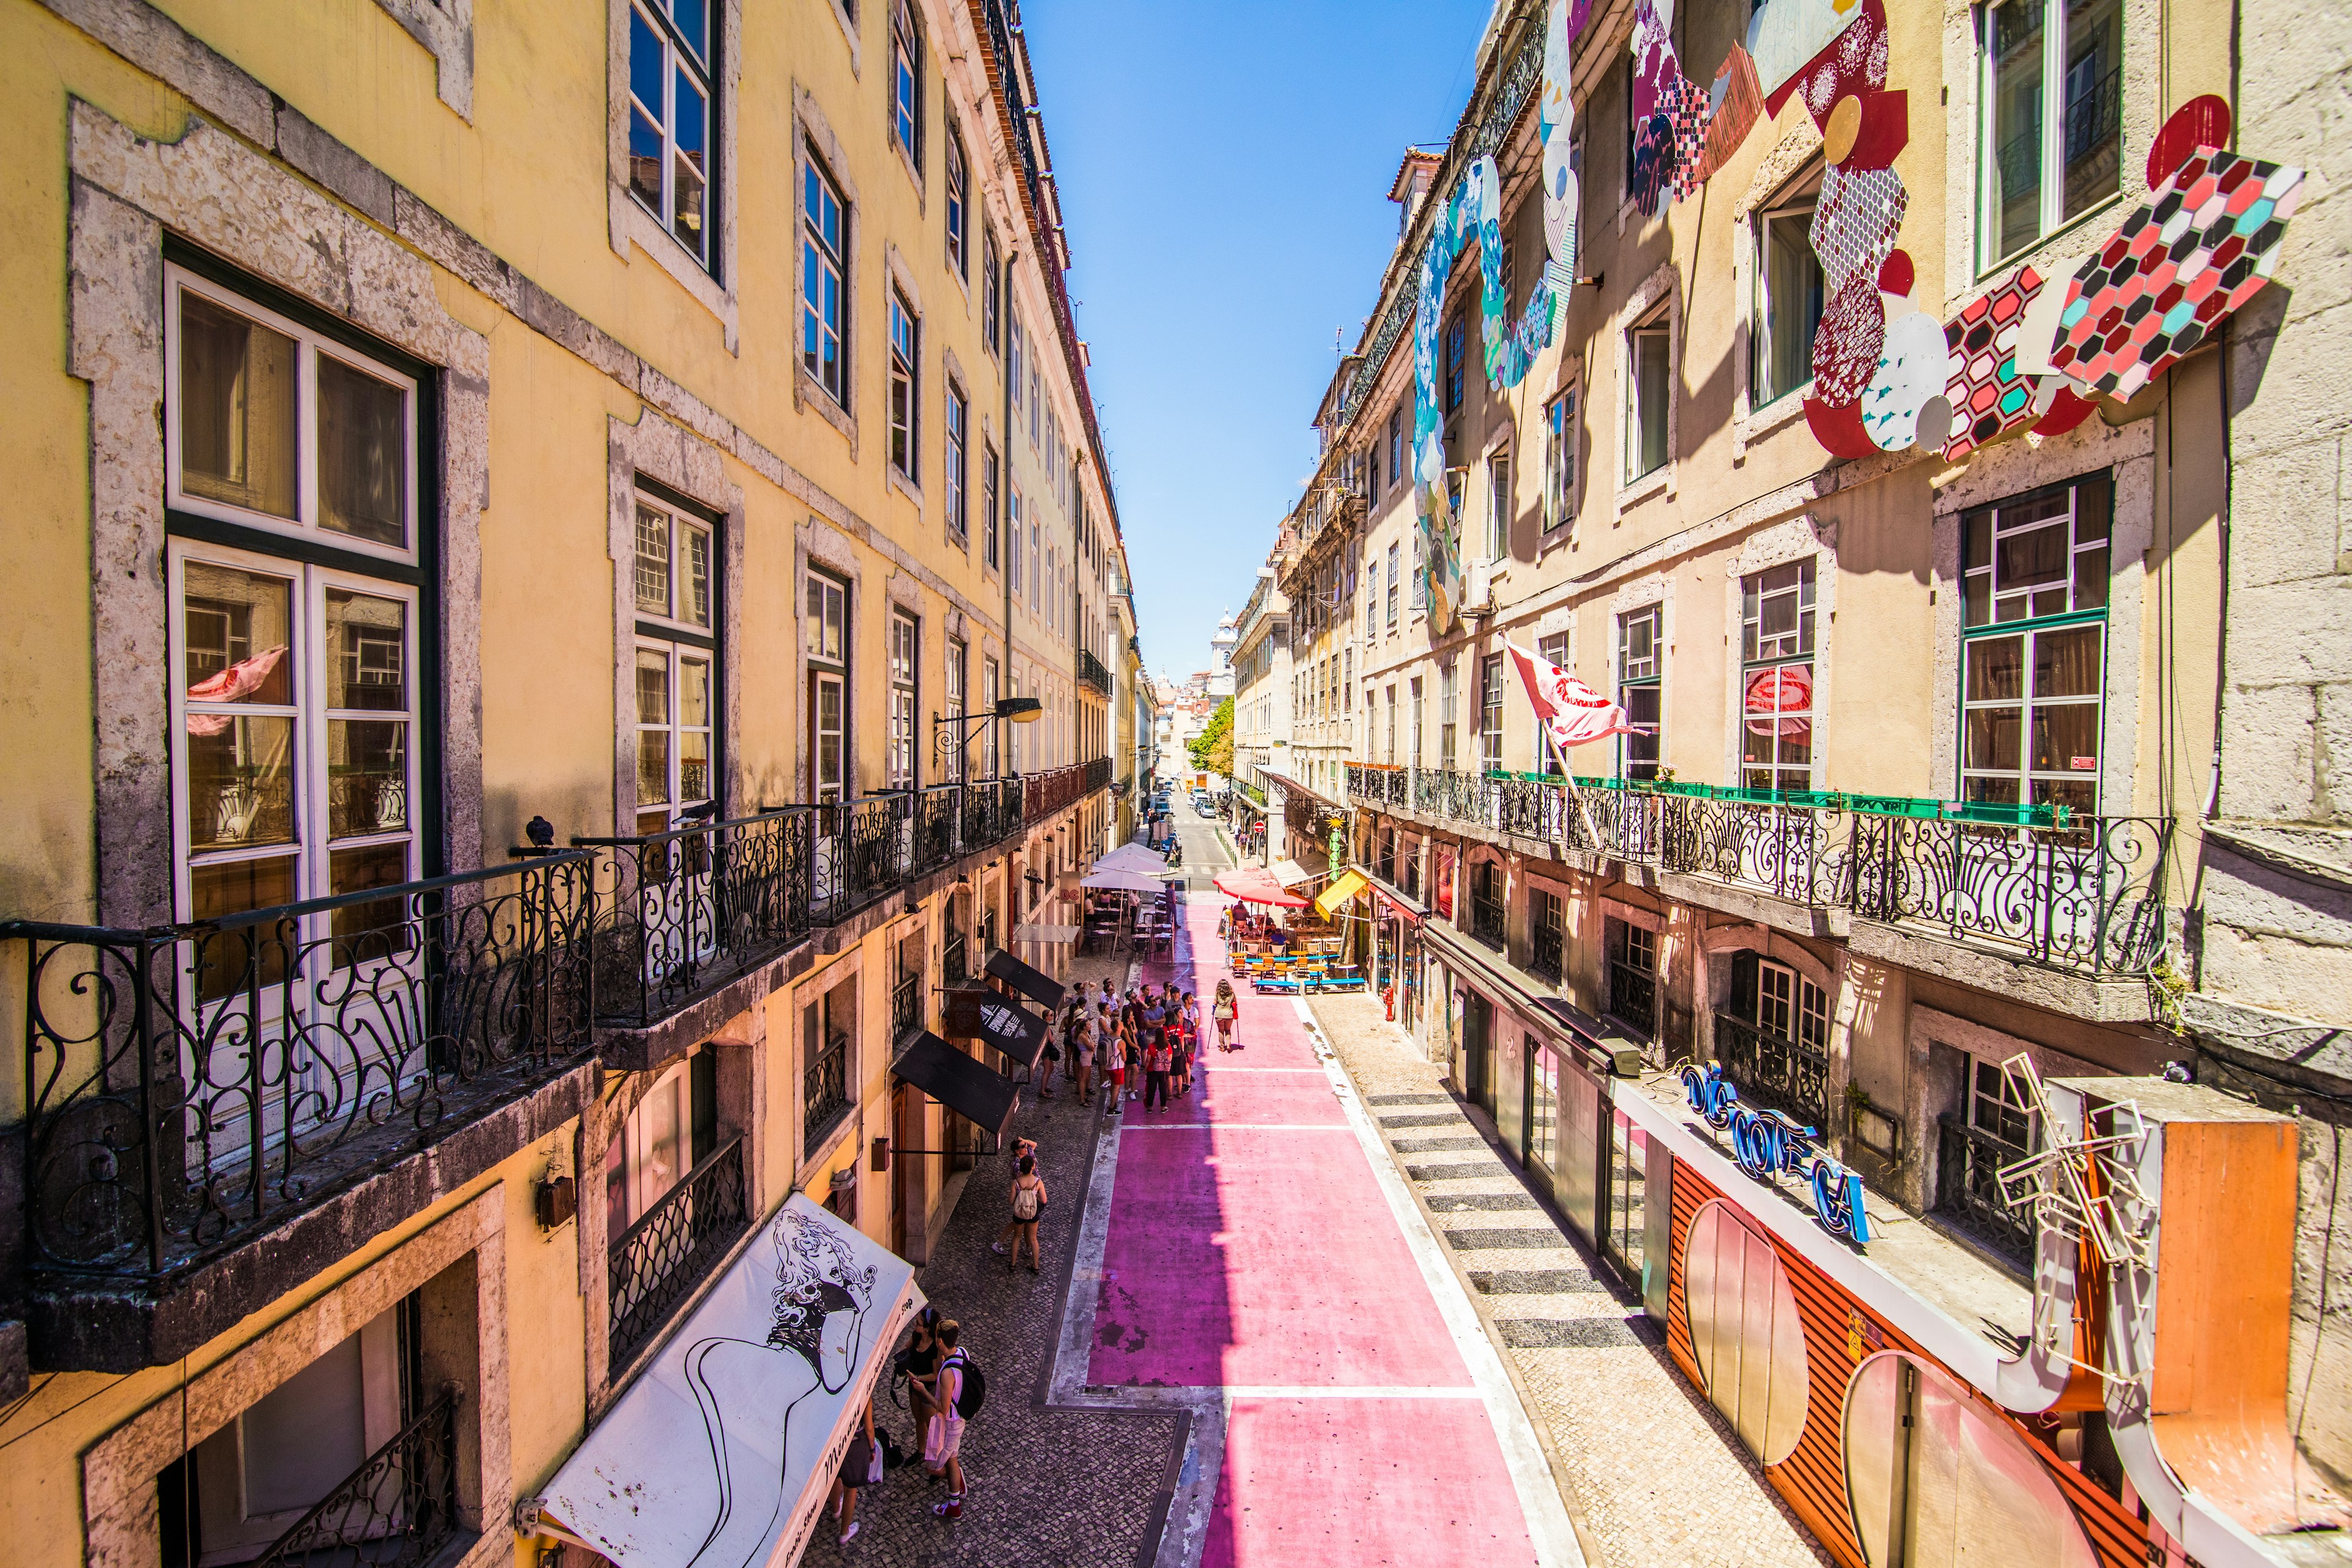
[[1464, 557, 1496, 616]]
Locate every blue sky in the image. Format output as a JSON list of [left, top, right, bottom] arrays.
[[1021, 0, 1496, 683]]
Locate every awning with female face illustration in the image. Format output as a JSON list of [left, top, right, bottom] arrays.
[[529, 1196, 921, 1568]]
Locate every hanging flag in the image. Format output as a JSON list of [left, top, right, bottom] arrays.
[[1507, 641, 1649, 752]]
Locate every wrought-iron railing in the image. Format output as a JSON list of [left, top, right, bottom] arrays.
[[811, 794, 914, 925], [608, 1136, 750, 1370], [1347, 768, 2172, 978], [1077, 648, 1113, 696], [1398, 848, 1422, 902], [913, 785, 963, 876], [1711, 1012, 1830, 1130], [1020, 758, 1110, 824], [571, 809, 811, 1030], [891, 971, 922, 1043], [1528, 925, 1564, 986], [1934, 1114, 2034, 1270], [1608, 960, 1657, 1038], [250, 1381, 464, 1568], [804, 1031, 851, 1150], [4, 855, 597, 1283], [943, 927, 968, 984], [1469, 884, 1504, 949]]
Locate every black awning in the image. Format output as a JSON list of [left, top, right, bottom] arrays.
[[892, 1031, 1020, 1142], [944, 986, 1053, 1074], [985, 948, 1067, 1011]]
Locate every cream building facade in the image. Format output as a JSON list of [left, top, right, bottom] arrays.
[[0, 2, 1130, 1566]]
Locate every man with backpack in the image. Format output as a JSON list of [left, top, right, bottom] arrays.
[[922, 1320, 981, 1519]]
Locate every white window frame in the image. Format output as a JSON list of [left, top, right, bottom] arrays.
[[625, 0, 718, 270], [1739, 560, 1817, 794], [1975, 0, 2125, 274], [1752, 173, 1823, 411], [888, 290, 919, 482], [806, 570, 848, 804], [801, 155, 848, 407], [888, 609, 918, 790], [1618, 605, 1664, 781], [944, 383, 968, 545], [1624, 307, 1672, 486], [1544, 386, 1578, 537], [165, 265, 421, 568], [632, 491, 718, 835], [944, 124, 969, 278]]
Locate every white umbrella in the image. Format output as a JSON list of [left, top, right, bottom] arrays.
[[1090, 842, 1168, 876], [1080, 868, 1167, 894]]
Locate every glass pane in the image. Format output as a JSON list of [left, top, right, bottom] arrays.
[[1966, 636, 2024, 701], [1632, 329, 1671, 477], [2060, 0, 2121, 221], [643, 1078, 684, 1206], [2034, 625, 2101, 698], [2073, 546, 2110, 609], [1989, 0, 2048, 258], [2030, 701, 2100, 773], [638, 727, 671, 810], [679, 730, 709, 805], [179, 291, 298, 518], [1762, 211, 1822, 402], [671, 69, 707, 253], [1966, 707, 2022, 771], [685, 526, 710, 627], [1964, 773, 2022, 805], [635, 505, 672, 616], [679, 656, 709, 726], [328, 841, 412, 966], [636, 647, 670, 725], [1964, 508, 1993, 570], [325, 589, 406, 711], [1996, 522, 2068, 590], [629, 105, 665, 215], [670, 0, 709, 62], [188, 855, 299, 1001], [183, 563, 295, 706], [327, 720, 409, 838], [629, 9, 665, 109], [187, 715, 297, 850], [2035, 776, 2098, 816], [317, 355, 407, 547], [1964, 571, 1991, 627]]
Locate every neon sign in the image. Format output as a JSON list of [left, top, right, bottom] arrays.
[[1680, 1063, 1869, 1245]]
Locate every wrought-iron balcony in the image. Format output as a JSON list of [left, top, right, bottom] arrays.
[[1469, 886, 1505, 950], [1711, 1011, 1830, 1131], [891, 969, 923, 1044], [2, 854, 597, 1366], [1348, 767, 2172, 979], [1608, 960, 1658, 1038], [1078, 648, 1113, 696], [607, 1136, 750, 1370], [804, 1029, 852, 1151], [1934, 1114, 2035, 1270], [250, 1379, 466, 1568]]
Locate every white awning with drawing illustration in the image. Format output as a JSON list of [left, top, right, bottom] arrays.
[[530, 1196, 921, 1568]]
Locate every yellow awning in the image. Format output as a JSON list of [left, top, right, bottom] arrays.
[[1314, 869, 1370, 919]]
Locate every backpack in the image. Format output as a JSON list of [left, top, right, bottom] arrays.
[[946, 1349, 986, 1418], [1011, 1175, 1043, 1220]]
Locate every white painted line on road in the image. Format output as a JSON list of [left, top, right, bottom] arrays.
[[1114, 1121, 1351, 1131], [1193, 1066, 1329, 1073], [1294, 997, 1588, 1568]]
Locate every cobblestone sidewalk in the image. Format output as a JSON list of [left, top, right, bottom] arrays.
[[1306, 992, 1834, 1568], [798, 945, 1180, 1568]]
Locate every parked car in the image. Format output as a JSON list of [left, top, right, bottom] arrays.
[[1194, 798, 1216, 818]]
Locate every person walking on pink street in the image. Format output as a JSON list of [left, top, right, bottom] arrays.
[[1141, 1025, 1173, 1112], [1005, 1153, 1047, 1273], [1103, 1012, 1128, 1115], [1172, 992, 1198, 1095], [1071, 1004, 1098, 1105], [1213, 979, 1239, 1051], [989, 1137, 1038, 1259], [923, 1321, 970, 1518]]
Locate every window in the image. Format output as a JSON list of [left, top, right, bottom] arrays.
[[170, 268, 417, 557], [888, 292, 918, 480], [1485, 451, 1512, 561], [1544, 388, 1577, 532], [1387, 408, 1405, 494], [1384, 542, 1400, 627], [1444, 309, 1467, 421], [982, 228, 1001, 353], [1343, 650, 1353, 712], [944, 127, 968, 277], [627, 0, 715, 266], [1007, 486, 1022, 595], [1530, 888, 1566, 983], [633, 495, 717, 835], [1626, 310, 1671, 481], [806, 571, 847, 804], [1536, 633, 1571, 774], [1029, 344, 1042, 447], [1366, 440, 1380, 500], [945, 636, 968, 782], [888, 611, 918, 790], [1008, 311, 1024, 417], [1439, 657, 1458, 769], [1960, 473, 2113, 813], [1411, 532, 1427, 609], [982, 657, 1000, 775], [1410, 677, 1425, 767], [982, 443, 1001, 568], [606, 1049, 718, 1235], [1618, 606, 1662, 780], [1740, 561, 1816, 793], [889, 0, 923, 164], [1754, 172, 1825, 407], [167, 273, 424, 935], [1980, 0, 2122, 268], [944, 385, 968, 543], [1030, 516, 1042, 616], [1384, 685, 1397, 764], [1479, 653, 1504, 772], [801, 157, 846, 404]]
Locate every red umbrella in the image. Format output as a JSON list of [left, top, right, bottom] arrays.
[[1213, 865, 1309, 907]]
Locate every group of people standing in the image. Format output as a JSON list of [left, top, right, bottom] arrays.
[[1047, 976, 1243, 1115]]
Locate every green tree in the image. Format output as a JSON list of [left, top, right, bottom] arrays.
[[1187, 696, 1234, 776]]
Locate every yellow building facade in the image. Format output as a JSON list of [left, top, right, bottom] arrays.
[[0, 1, 1128, 1565]]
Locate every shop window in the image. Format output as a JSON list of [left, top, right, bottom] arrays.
[[1753, 169, 1824, 408], [1740, 560, 1815, 793], [1844, 1352, 2100, 1567], [1683, 1198, 1809, 1465], [1604, 1107, 1647, 1288], [1959, 473, 2111, 813], [1978, 0, 2122, 270], [1616, 606, 1663, 780], [626, 0, 715, 266]]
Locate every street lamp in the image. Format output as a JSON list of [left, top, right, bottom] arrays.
[[932, 696, 1043, 761]]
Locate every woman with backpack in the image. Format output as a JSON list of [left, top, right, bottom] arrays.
[[924, 1321, 976, 1519], [1006, 1153, 1047, 1273], [1213, 979, 1240, 1051]]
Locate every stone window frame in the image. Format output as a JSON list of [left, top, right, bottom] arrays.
[[1729, 121, 1827, 462], [1926, 418, 2155, 822], [941, 349, 973, 552], [797, 516, 866, 801], [608, 412, 747, 837], [81, 1186, 511, 1568], [1719, 515, 1838, 794], [605, 0, 744, 350], [884, 244, 927, 510], [373, 0, 475, 119], [1613, 259, 1680, 514], [793, 86, 861, 453], [1607, 571, 1672, 782], [69, 103, 489, 929]]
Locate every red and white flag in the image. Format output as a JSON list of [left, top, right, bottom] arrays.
[[1507, 641, 1649, 751]]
